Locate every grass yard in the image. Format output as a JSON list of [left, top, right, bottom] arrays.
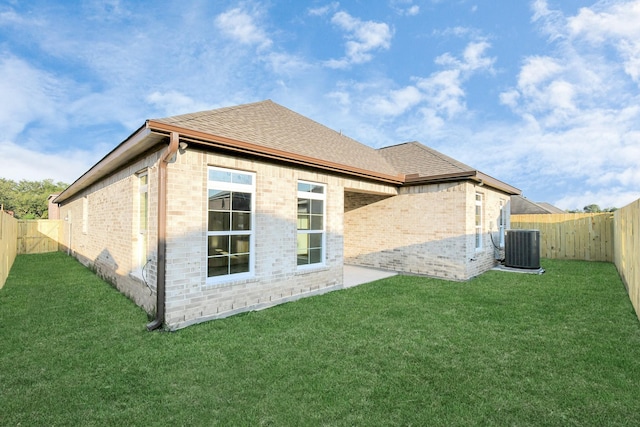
[[1, 252, 640, 426]]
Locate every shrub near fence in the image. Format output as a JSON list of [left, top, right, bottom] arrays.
[[614, 199, 640, 321], [0, 210, 18, 289], [511, 213, 614, 262]]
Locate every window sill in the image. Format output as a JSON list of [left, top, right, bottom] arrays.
[[205, 272, 256, 288], [295, 264, 329, 275]]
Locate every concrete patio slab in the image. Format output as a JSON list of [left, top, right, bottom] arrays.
[[343, 265, 398, 288]]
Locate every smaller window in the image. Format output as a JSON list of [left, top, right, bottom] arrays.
[[499, 200, 507, 247], [475, 193, 483, 250], [136, 171, 149, 274], [82, 196, 89, 234], [297, 181, 326, 267]]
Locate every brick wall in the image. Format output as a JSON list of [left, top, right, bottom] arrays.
[[161, 150, 397, 329], [59, 144, 510, 329], [58, 151, 161, 313], [345, 181, 511, 280]]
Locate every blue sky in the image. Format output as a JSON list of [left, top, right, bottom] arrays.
[[1, 0, 639, 210]]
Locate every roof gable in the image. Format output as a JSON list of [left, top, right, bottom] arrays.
[[152, 100, 399, 178], [55, 100, 520, 204], [377, 141, 475, 178]]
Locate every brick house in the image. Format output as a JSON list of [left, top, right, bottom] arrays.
[[54, 100, 520, 330]]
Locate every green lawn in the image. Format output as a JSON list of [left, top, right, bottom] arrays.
[[1, 253, 640, 426]]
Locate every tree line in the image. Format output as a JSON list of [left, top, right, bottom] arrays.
[[567, 204, 618, 213], [0, 179, 68, 219]]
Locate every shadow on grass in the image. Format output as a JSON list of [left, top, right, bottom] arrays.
[[1, 252, 639, 426]]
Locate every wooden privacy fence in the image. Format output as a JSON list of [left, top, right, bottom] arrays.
[[17, 220, 63, 255], [511, 213, 614, 262], [1, 210, 18, 289], [614, 200, 640, 322]]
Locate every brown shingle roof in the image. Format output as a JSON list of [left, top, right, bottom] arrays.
[[378, 141, 475, 177], [511, 196, 565, 214], [152, 100, 399, 177]]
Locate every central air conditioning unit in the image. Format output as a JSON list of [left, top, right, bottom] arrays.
[[504, 229, 540, 269]]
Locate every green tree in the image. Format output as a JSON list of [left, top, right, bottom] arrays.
[[583, 204, 602, 213], [0, 178, 67, 219]]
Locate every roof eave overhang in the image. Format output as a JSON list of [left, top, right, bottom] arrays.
[[54, 124, 165, 204], [147, 120, 405, 185], [403, 170, 521, 195]]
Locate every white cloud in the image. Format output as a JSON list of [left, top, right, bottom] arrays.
[[390, 0, 420, 16], [308, 2, 339, 17], [554, 189, 639, 211], [214, 6, 272, 50], [406, 5, 420, 16], [146, 91, 214, 117], [416, 69, 466, 118], [0, 139, 102, 185], [568, 1, 640, 83], [264, 52, 311, 75], [362, 40, 494, 120], [367, 86, 423, 116], [0, 55, 64, 139], [530, 0, 566, 40], [324, 11, 393, 68]]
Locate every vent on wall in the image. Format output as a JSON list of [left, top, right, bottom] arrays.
[[505, 229, 541, 269]]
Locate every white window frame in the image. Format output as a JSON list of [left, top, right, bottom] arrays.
[[499, 199, 507, 248], [206, 166, 256, 285], [82, 196, 89, 234], [134, 170, 149, 278], [475, 192, 483, 251], [297, 180, 326, 269]]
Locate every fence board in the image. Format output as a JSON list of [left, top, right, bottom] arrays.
[[0, 211, 18, 289], [511, 213, 614, 262], [614, 200, 640, 321], [17, 220, 63, 255]]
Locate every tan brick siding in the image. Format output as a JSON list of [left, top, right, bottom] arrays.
[[58, 145, 510, 329], [345, 182, 510, 280], [58, 151, 161, 313]]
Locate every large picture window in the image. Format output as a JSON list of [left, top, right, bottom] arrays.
[[207, 167, 255, 281], [297, 181, 325, 267]]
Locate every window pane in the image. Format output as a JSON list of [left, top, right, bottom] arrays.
[[208, 211, 230, 231], [208, 256, 228, 277], [297, 180, 324, 267], [298, 198, 310, 214], [232, 192, 251, 211], [310, 215, 323, 230], [230, 254, 250, 274], [231, 235, 250, 254], [311, 200, 323, 214], [309, 248, 322, 264], [297, 214, 310, 230], [232, 173, 252, 185], [208, 236, 229, 256], [232, 212, 251, 231], [139, 191, 148, 231], [310, 184, 324, 194], [297, 233, 308, 255], [298, 182, 311, 192], [209, 190, 231, 210], [209, 169, 232, 183], [309, 232, 322, 249]]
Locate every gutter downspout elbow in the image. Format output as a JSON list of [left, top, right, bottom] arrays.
[[147, 132, 179, 331]]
